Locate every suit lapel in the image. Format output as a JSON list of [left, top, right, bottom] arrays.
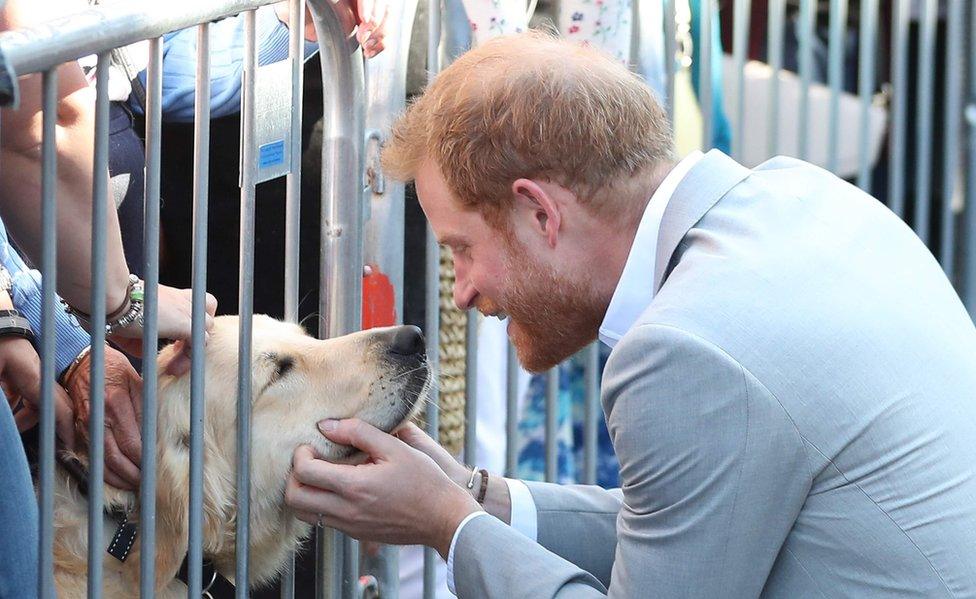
[[652, 150, 752, 293]]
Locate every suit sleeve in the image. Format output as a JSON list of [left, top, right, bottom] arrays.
[[451, 324, 812, 598]]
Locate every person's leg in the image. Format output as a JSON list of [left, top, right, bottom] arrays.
[[0, 393, 38, 599]]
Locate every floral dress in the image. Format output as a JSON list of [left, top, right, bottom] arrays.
[[462, 0, 632, 64]]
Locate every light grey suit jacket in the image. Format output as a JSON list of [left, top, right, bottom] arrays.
[[452, 151, 976, 597]]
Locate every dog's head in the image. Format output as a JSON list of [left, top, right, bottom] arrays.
[[154, 315, 430, 585]]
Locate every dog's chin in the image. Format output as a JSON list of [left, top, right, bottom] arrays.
[[333, 448, 369, 465]]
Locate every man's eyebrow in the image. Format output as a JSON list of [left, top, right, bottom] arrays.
[[438, 235, 468, 247]]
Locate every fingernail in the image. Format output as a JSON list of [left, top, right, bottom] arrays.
[[318, 419, 339, 433]]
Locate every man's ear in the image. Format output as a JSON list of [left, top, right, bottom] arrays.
[[511, 178, 561, 248]]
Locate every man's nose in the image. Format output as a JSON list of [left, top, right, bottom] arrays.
[[453, 275, 477, 311]]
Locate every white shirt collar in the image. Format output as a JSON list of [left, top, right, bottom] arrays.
[[598, 151, 704, 349]]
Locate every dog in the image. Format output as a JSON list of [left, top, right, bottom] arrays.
[[50, 315, 430, 598]]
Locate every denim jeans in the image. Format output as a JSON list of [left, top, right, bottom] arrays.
[[0, 391, 38, 599]]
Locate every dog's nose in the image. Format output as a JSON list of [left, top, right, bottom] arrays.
[[388, 325, 425, 356]]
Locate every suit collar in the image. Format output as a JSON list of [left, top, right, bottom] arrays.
[[652, 150, 752, 294]]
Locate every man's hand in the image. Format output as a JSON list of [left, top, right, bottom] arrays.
[[109, 284, 216, 357], [63, 345, 143, 490], [0, 336, 75, 448], [285, 419, 480, 558]]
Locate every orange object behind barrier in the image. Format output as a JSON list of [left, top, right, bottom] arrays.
[[362, 263, 397, 329]]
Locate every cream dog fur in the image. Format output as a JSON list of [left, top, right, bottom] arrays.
[[50, 314, 430, 598]]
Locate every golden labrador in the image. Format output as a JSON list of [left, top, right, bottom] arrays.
[[50, 314, 430, 598]]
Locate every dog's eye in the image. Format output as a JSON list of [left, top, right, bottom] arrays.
[[275, 356, 294, 379]]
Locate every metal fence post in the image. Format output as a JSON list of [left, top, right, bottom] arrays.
[[308, 0, 366, 595], [87, 51, 111, 599], [188, 20, 212, 599], [140, 36, 163, 599], [38, 66, 58, 599]]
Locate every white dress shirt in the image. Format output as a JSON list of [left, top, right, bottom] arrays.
[[445, 151, 705, 594]]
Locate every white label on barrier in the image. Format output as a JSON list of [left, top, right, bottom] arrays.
[[250, 58, 294, 184]]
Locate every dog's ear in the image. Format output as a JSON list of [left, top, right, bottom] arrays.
[[159, 340, 193, 378]]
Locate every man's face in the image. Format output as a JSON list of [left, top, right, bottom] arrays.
[[416, 162, 603, 372]]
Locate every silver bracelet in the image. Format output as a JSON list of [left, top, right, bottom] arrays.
[[104, 275, 144, 337], [65, 274, 144, 336]]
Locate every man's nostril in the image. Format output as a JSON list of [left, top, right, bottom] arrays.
[[389, 325, 425, 356]]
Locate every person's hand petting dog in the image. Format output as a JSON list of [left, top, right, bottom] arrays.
[[62, 345, 143, 490], [108, 284, 217, 358], [0, 335, 76, 448], [285, 419, 481, 557]]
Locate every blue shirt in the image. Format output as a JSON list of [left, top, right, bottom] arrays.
[[140, 7, 318, 122], [0, 219, 91, 377]]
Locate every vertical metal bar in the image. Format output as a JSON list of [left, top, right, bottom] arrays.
[[582, 343, 599, 486], [767, 0, 785, 157], [310, 0, 366, 594], [663, 0, 676, 123], [731, 0, 751, 162], [827, 0, 848, 173], [914, 0, 936, 243], [37, 67, 58, 599], [463, 312, 478, 463], [279, 561, 296, 599], [281, 1, 304, 594], [504, 339, 519, 477], [421, 242, 440, 599], [87, 52, 111, 599], [856, 0, 878, 191], [544, 369, 558, 483], [797, 0, 815, 160], [188, 21, 211, 599], [284, 0, 305, 326], [140, 37, 163, 599], [423, 0, 442, 595], [342, 537, 359, 599], [966, 1, 976, 317], [887, 0, 909, 217], [699, 0, 713, 150], [236, 12, 258, 598], [940, 0, 964, 277]]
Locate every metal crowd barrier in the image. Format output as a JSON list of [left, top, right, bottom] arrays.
[[1, 0, 974, 597], [0, 0, 367, 596]]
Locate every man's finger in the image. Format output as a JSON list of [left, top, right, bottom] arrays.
[[317, 418, 400, 460], [291, 445, 353, 492], [284, 471, 345, 515], [394, 421, 432, 448]]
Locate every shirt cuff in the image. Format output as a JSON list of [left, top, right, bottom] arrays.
[[506, 478, 538, 542], [10, 270, 91, 375], [446, 511, 490, 596]]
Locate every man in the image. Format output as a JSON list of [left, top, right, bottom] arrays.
[[284, 32, 976, 597]]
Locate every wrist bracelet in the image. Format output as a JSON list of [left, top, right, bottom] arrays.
[[465, 465, 479, 491], [476, 469, 489, 504], [59, 344, 93, 385], [65, 274, 144, 337], [0, 309, 35, 347]]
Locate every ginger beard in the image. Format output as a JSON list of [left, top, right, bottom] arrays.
[[478, 235, 606, 373]]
